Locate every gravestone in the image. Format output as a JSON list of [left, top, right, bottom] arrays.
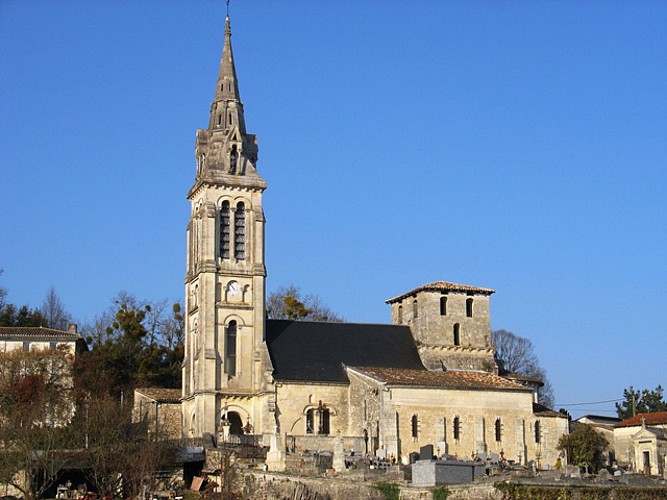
[[420, 444, 434, 460]]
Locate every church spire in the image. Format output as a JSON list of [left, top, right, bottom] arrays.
[[215, 17, 241, 103], [191, 9, 263, 194]]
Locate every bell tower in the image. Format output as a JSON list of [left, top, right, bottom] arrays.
[[182, 15, 273, 437]]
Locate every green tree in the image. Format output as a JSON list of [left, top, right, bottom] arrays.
[[615, 385, 667, 420], [557, 423, 608, 474], [267, 285, 343, 322], [0, 303, 47, 327], [75, 295, 184, 396]]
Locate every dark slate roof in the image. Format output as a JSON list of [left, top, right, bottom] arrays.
[[266, 320, 425, 383], [533, 402, 568, 418], [386, 281, 495, 303]]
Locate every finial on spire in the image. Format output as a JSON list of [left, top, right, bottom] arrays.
[[226, 0, 231, 19]]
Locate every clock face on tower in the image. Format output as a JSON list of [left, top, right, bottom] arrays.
[[227, 281, 240, 294]]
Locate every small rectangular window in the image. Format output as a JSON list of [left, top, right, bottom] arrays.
[[50, 342, 57, 351], [23, 341, 30, 352], [440, 296, 447, 316], [466, 298, 474, 318]]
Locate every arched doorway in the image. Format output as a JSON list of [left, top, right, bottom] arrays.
[[227, 411, 243, 435]]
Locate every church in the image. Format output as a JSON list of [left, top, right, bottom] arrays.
[[180, 14, 568, 468]]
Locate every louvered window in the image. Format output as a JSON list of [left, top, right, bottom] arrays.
[[226, 321, 237, 377], [234, 202, 245, 260], [220, 201, 230, 259]]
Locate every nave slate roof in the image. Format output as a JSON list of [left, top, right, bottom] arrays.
[[266, 319, 425, 383]]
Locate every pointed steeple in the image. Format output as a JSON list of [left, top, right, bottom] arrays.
[[190, 11, 264, 197], [206, 15, 246, 134], [215, 17, 241, 102]]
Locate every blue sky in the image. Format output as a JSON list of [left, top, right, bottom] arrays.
[[1, 1, 665, 418]]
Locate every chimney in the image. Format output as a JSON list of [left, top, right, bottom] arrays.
[[68, 323, 78, 334]]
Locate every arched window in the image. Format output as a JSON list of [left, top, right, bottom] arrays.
[[453, 323, 460, 346], [306, 409, 314, 434], [229, 144, 238, 174], [413, 300, 418, 318], [397, 305, 403, 323], [453, 416, 460, 440], [225, 320, 237, 377], [411, 414, 419, 439], [320, 408, 331, 435], [466, 298, 474, 318], [495, 418, 502, 442], [234, 202, 245, 260], [220, 201, 230, 259], [534, 420, 541, 444], [440, 296, 447, 316]]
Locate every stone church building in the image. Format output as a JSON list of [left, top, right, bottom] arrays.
[[180, 15, 568, 468]]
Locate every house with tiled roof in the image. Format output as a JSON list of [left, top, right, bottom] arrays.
[[0, 325, 87, 427], [614, 412, 667, 476], [0, 324, 87, 355], [179, 12, 569, 472]]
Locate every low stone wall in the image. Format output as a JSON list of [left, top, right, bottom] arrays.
[[286, 434, 365, 453], [239, 470, 501, 500]]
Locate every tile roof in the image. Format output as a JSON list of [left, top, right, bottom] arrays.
[[615, 411, 667, 428], [135, 387, 182, 403], [0, 326, 81, 341], [351, 366, 531, 392], [385, 281, 495, 303], [266, 320, 425, 383], [533, 402, 568, 418]]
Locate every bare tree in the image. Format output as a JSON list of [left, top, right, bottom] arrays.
[[267, 285, 343, 322], [0, 269, 7, 312], [160, 302, 185, 350], [0, 347, 77, 499], [492, 329, 554, 408], [40, 287, 71, 330]]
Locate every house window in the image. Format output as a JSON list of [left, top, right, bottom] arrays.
[[453, 324, 460, 346], [234, 202, 245, 260], [411, 414, 419, 439], [466, 298, 474, 318], [495, 418, 502, 442], [306, 409, 314, 434], [50, 342, 57, 351], [397, 305, 403, 323], [453, 416, 460, 440], [225, 321, 237, 377], [535, 420, 541, 444], [440, 296, 447, 316], [23, 341, 30, 352], [220, 201, 230, 259], [413, 300, 418, 318]]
